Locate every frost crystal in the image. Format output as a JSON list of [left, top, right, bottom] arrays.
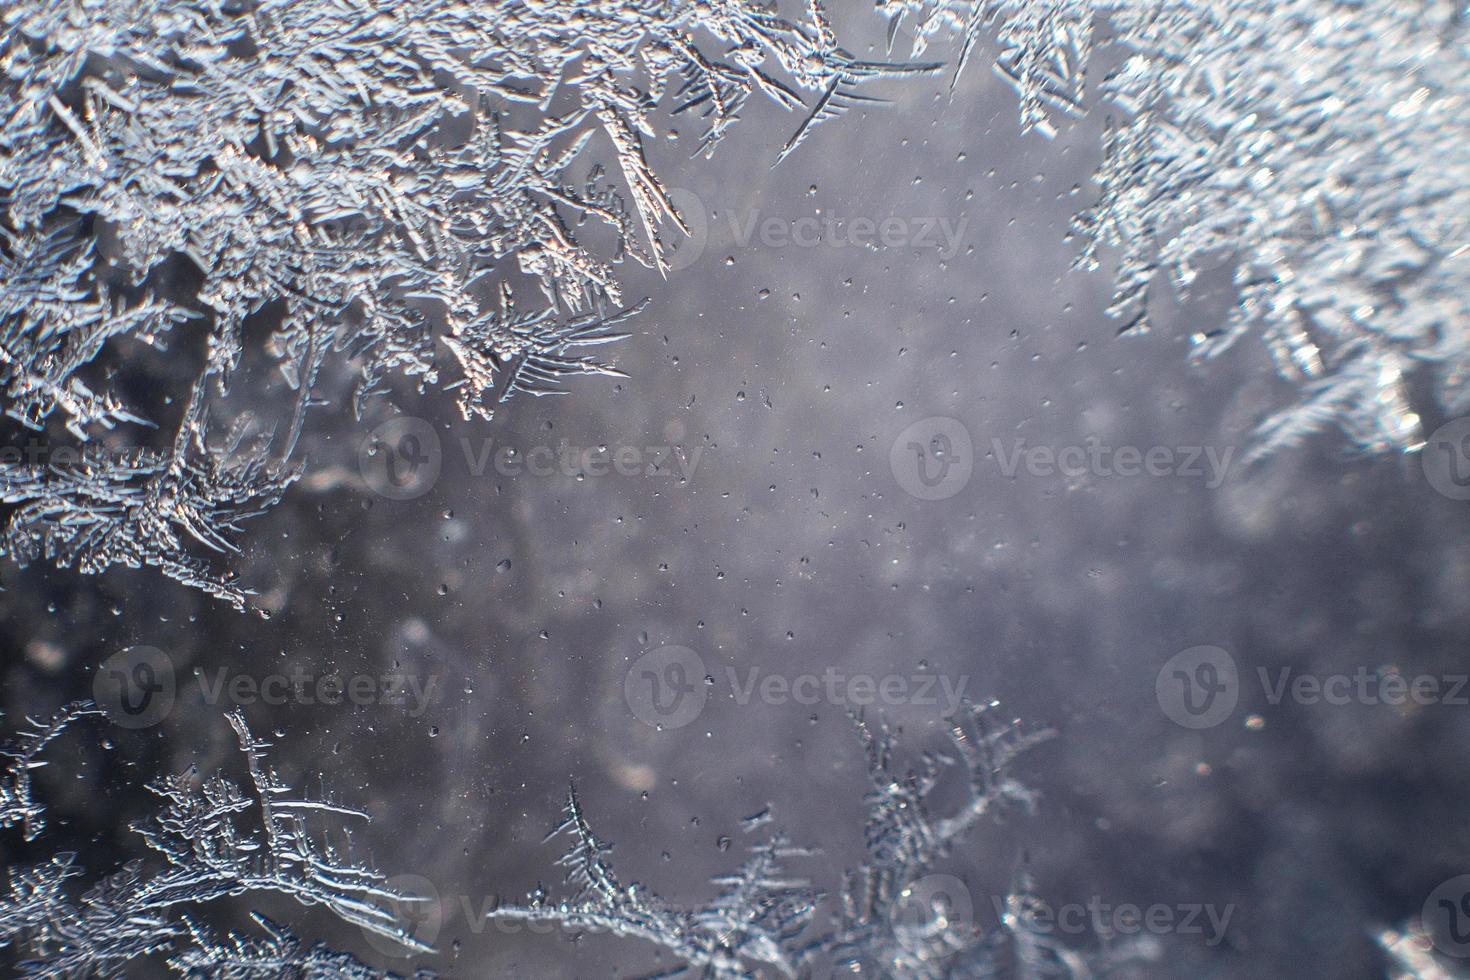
[[0, 701, 103, 842], [829, 704, 1066, 978], [7, 0, 1461, 603], [887, 0, 1470, 459], [169, 914, 433, 980], [0, 0, 934, 605], [487, 782, 821, 978], [0, 384, 299, 611], [490, 703, 1150, 978], [0, 703, 431, 977]]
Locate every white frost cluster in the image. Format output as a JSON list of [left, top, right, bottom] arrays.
[[486, 703, 1143, 979], [0, 0, 933, 606], [888, 0, 1469, 460], [0, 703, 432, 977], [4, 1, 1464, 603]]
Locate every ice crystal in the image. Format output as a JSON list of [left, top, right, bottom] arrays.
[[827, 704, 1067, 978], [887, 0, 1470, 460], [488, 703, 1147, 978], [0, 381, 300, 611], [0, 702, 431, 977], [487, 782, 821, 978], [0, 0, 934, 606], [169, 914, 434, 980], [0, 701, 103, 843], [8, 0, 1461, 603]]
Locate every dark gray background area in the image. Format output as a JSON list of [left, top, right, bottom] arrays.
[[4, 10, 1470, 978]]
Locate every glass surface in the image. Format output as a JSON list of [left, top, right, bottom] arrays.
[[2, 4, 1467, 978]]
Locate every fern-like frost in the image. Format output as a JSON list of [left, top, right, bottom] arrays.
[[0, 703, 431, 977]]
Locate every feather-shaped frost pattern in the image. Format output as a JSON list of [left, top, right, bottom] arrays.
[[887, 0, 1469, 459], [0, 0, 934, 605], [0, 703, 434, 977], [479, 701, 1152, 980]]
